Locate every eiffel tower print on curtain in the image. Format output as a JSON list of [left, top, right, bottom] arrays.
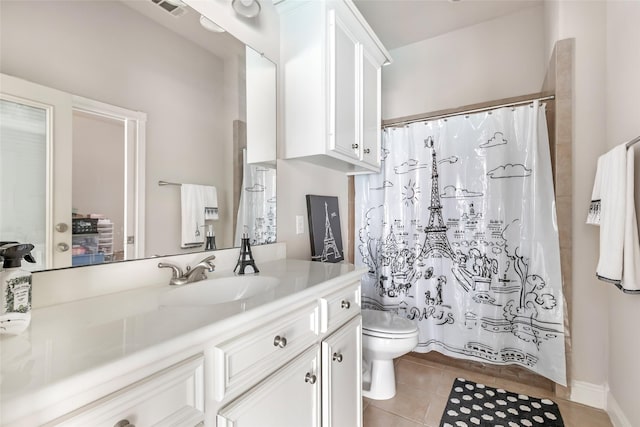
[[306, 195, 344, 263], [420, 137, 455, 260]]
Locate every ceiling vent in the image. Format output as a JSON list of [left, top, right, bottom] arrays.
[[150, 0, 187, 17]]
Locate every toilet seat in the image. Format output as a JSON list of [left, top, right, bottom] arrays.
[[362, 309, 418, 339]]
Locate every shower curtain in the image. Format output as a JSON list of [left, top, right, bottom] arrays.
[[355, 101, 566, 385], [235, 149, 277, 246]]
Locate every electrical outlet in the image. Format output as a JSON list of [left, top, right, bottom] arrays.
[[296, 215, 305, 235]]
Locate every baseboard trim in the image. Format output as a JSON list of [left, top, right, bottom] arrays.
[[569, 380, 607, 409], [607, 392, 633, 427]]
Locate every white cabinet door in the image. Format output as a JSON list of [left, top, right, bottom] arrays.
[[361, 49, 381, 169], [322, 316, 362, 427], [217, 346, 321, 427], [327, 10, 360, 161]]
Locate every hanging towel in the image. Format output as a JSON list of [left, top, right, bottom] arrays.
[[587, 143, 640, 291], [181, 184, 218, 248]]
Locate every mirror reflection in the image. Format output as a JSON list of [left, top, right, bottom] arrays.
[[0, 0, 277, 271]]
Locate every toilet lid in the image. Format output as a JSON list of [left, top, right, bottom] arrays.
[[362, 309, 417, 335]]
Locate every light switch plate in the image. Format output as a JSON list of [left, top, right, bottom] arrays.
[[296, 215, 305, 235]]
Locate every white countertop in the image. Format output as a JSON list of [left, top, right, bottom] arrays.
[[0, 259, 366, 425]]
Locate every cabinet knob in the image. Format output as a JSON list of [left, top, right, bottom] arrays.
[[113, 420, 135, 427], [304, 372, 317, 384], [55, 223, 69, 233], [363, 148, 371, 154], [273, 335, 287, 348], [332, 352, 343, 363], [341, 300, 351, 309], [351, 143, 359, 150], [56, 242, 70, 252]]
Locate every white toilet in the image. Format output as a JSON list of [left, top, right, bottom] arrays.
[[361, 309, 419, 400]]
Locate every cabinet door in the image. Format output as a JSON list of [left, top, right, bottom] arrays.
[[322, 316, 362, 427], [327, 10, 360, 161], [217, 346, 321, 427], [361, 49, 381, 168]]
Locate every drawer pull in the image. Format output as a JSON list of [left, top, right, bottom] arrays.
[[273, 335, 287, 348], [114, 420, 135, 427], [341, 300, 351, 309], [351, 143, 359, 149], [332, 352, 343, 363], [364, 148, 371, 154], [305, 372, 317, 384]]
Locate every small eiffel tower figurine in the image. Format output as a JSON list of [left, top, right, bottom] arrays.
[[234, 229, 259, 274]]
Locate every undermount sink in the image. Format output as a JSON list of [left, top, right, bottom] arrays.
[[159, 275, 280, 307]]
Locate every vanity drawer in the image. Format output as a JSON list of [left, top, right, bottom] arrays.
[[212, 301, 319, 401], [49, 355, 204, 427], [319, 281, 361, 334]]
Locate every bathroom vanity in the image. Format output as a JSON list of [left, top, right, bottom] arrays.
[[0, 259, 365, 427]]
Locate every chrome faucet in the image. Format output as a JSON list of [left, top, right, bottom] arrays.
[[158, 254, 216, 286]]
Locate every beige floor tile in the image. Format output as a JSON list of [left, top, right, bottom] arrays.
[[368, 381, 432, 423], [363, 405, 423, 427], [423, 392, 448, 426], [366, 356, 613, 427], [557, 399, 613, 427], [395, 359, 442, 392]]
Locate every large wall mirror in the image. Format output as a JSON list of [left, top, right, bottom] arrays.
[[0, 0, 277, 271]]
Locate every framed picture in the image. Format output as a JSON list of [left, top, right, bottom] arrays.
[[306, 195, 344, 263]]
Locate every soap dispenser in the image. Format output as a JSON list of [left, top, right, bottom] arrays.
[[0, 242, 36, 335]]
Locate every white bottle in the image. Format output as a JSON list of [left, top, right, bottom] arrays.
[[0, 242, 36, 335]]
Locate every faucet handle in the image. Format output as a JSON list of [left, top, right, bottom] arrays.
[[158, 262, 183, 279], [201, 254, 216, 264]]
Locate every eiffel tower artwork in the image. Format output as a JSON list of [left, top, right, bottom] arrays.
[[307, 195, 344, 263], [314, 202, 341, 261], [420, 138, 456, 260]]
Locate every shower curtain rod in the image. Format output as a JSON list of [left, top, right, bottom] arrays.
[[382, 94, 555, 129]]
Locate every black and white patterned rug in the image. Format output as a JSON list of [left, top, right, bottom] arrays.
[[440, 378, 564, 427]]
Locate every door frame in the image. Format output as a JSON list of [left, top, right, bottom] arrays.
[[72, 95, 147, 260]]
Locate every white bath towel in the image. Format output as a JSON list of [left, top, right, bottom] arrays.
[[587, 143, 640, 291], [181, 184, 218, 248]]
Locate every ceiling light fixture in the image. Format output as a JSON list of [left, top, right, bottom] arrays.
[[232, 0, 261, 18], [199, 15, 226, 33], [163, 0, 187, 7]]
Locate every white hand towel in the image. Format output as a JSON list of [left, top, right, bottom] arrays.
[[587, 143, 640, 291], [622, 148, 640, 291], [181, 184, 205, 248]]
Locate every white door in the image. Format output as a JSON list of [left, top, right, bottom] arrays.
[[0, 73, 72, 269], [217, 346, 321, 427], [327, 10, 360, 161], [361, 49, 381, 168], [322, 315, 362, 427]]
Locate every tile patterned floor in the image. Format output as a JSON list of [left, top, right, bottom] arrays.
[[363, 354, 613, 427]]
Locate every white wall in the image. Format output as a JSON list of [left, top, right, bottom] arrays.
[[382, 5, 546, 120], [604, 2, 640, 425], [276, 159, 350, 261]]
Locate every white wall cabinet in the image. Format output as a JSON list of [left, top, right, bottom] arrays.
[[277, 0, 390, 174]]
